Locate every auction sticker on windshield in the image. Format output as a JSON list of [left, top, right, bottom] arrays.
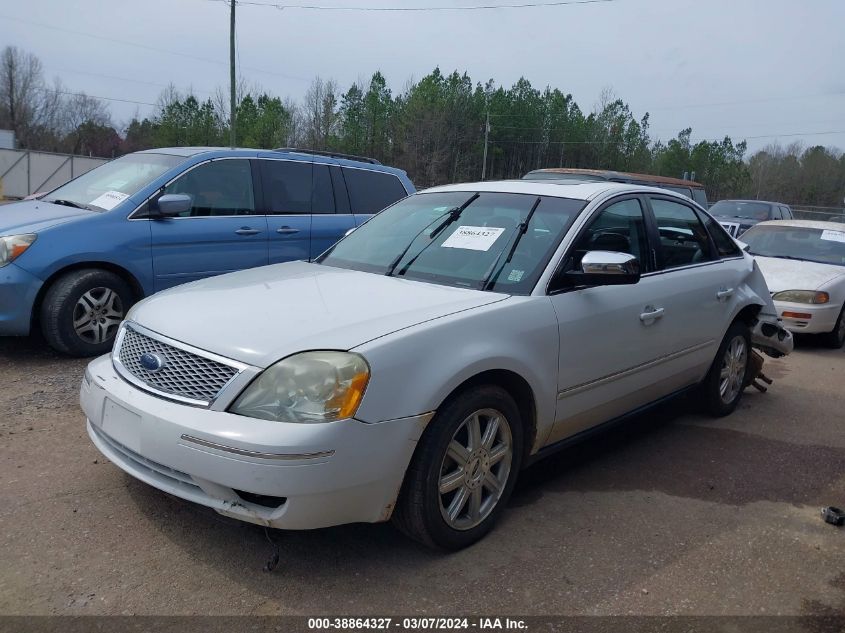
[[820, 229, 845, 243], [441, 226, 505, 251], [90, 190, 130, 210]]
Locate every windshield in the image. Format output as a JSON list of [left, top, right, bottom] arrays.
[[710, 200, 773, 221], [43, 153, 186, 211], [743, 225, 845, 266], [317, 191, 585, 293]]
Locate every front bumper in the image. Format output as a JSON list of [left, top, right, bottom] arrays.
[[773, 300, 841, 335], [0, 263, 42, 336], [81, 354, 431, 529], [750, 314, 793, 358]]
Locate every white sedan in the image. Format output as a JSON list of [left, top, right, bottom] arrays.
[[80, 180, 792, 549], [741, 220, 845, 348]]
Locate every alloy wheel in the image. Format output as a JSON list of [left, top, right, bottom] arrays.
[[719, 335, 747, 404], [72, 287, 124, 345], [438, 408, 513, 531]]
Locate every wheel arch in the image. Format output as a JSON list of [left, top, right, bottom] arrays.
[[436, 368, 538, 465], [31, 261, 145, 329]]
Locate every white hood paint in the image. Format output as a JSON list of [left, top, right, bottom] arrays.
[[754, 256, 845, 292], [128, 261, 508, 367]]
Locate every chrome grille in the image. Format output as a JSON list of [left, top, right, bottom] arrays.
[[720, 221, 740, 237], [116, 326, 239, 404]]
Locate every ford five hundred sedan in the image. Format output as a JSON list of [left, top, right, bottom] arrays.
[[81, 180, 793, 549]]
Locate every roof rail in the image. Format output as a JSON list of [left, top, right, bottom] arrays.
[[273, 147, 381, 165]]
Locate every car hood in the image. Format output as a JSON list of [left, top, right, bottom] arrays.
[[755, 256, 845, 292], [0, 200, 95, 234], [127, 261, 509, 368]]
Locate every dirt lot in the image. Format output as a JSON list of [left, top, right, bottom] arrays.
[[0, 334, 843, 617]]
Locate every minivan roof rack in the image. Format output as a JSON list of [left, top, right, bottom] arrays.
[[273, 147, 381, 165]]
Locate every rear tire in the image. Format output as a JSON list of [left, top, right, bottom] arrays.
[[701, 321, 751, 417], [393, 385, 523, 550], [40, 269, 133, 357], [821, 306, 845, 349]]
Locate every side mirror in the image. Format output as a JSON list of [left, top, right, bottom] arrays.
[[155, 194, 192, 217], [562, 250, 641, 287]]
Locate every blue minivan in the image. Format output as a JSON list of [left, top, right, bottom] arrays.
[[0, 147, 414, 356]]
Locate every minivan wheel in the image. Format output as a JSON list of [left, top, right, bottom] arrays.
[[393, 385, 523, 550], [821, 306, 845, 349], [701, 321, 750, 417], [40, 269, 133, 357]]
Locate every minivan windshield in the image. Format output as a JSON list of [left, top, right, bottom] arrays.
[[743, 224, 845, 266], [317, 191, 585, 293], [710, 200, 773, 221], [43, 153, 186, 211]]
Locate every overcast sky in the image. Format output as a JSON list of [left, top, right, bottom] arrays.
[[3, 0, 843, 154]]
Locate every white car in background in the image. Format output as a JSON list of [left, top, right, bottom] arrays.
[[81, 181, 792, 550], [742, 220, 845, 348]]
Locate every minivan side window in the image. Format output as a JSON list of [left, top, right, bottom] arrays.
[[312, 164, 335, 214], [781, 205, 793, 219], [162, 159, 255, 217], [260, 159, 312, 214], [342, 168, 408, 214], [650, 197, 714, 269], [770, 205, 782, 220]]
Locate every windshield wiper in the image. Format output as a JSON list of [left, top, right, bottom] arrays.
[[481, 196, 541, 291], [386, 193, 480, 277], [48, 199, 90, 210]]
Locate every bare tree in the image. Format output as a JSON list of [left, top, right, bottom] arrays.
[[302, 77, 340, 150], [0, 46, 46, 147]]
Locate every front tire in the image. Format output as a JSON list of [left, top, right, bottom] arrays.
[[393, 385, 523, 550], [821, 306, 845, 349], [701, 321, 751, 417], [39, 269, 133, 357]]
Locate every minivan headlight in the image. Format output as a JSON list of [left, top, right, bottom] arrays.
[[229, 351, 370, 423], [772, 290, 829, 304], [0, 234, 37, 267]]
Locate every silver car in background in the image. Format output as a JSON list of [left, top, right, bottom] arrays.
[[80, 180, 792, 550]]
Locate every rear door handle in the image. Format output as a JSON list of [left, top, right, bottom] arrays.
[[716, 287, 735, 301], [276, 227, 300, 234], [639, 306, 665, 323], [235, 227, 261, 236]]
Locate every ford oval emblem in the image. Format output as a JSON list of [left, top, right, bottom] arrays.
[[139, 352, 165, 373]]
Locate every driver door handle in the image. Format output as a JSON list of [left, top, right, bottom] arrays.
[[276, 226, 300, 234], [716, 287, 734, 301], [235, 227, 261, 236], [639, 306, 665, 323]]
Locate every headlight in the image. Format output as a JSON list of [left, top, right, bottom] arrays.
[[0, 234, 37, 267], [229, 351, 370, 423], [772, 290, 829, 304]]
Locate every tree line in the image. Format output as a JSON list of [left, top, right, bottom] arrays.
[[2, 46, 844, 207]]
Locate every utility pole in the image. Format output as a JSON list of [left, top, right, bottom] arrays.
[[229, 0, 236, 148], [481, 110, 490, 180]]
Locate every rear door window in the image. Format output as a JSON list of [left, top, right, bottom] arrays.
[[649, 197, 715, 269], [312, 164, 335, 214], [260, 159, 312, 214], [691, 188, 708, 208], [342, 168, 408, 214]]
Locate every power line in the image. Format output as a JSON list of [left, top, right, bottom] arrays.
[[32, 86, 158, 107], [43, 66, 217, 97], [225, 0, 619, 10], [0, 12, 310, 82]]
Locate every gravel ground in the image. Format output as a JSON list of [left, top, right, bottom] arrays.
[[0, 333, 843, 617]]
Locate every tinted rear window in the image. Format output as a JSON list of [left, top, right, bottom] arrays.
[[342, 168, 408, 214]]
